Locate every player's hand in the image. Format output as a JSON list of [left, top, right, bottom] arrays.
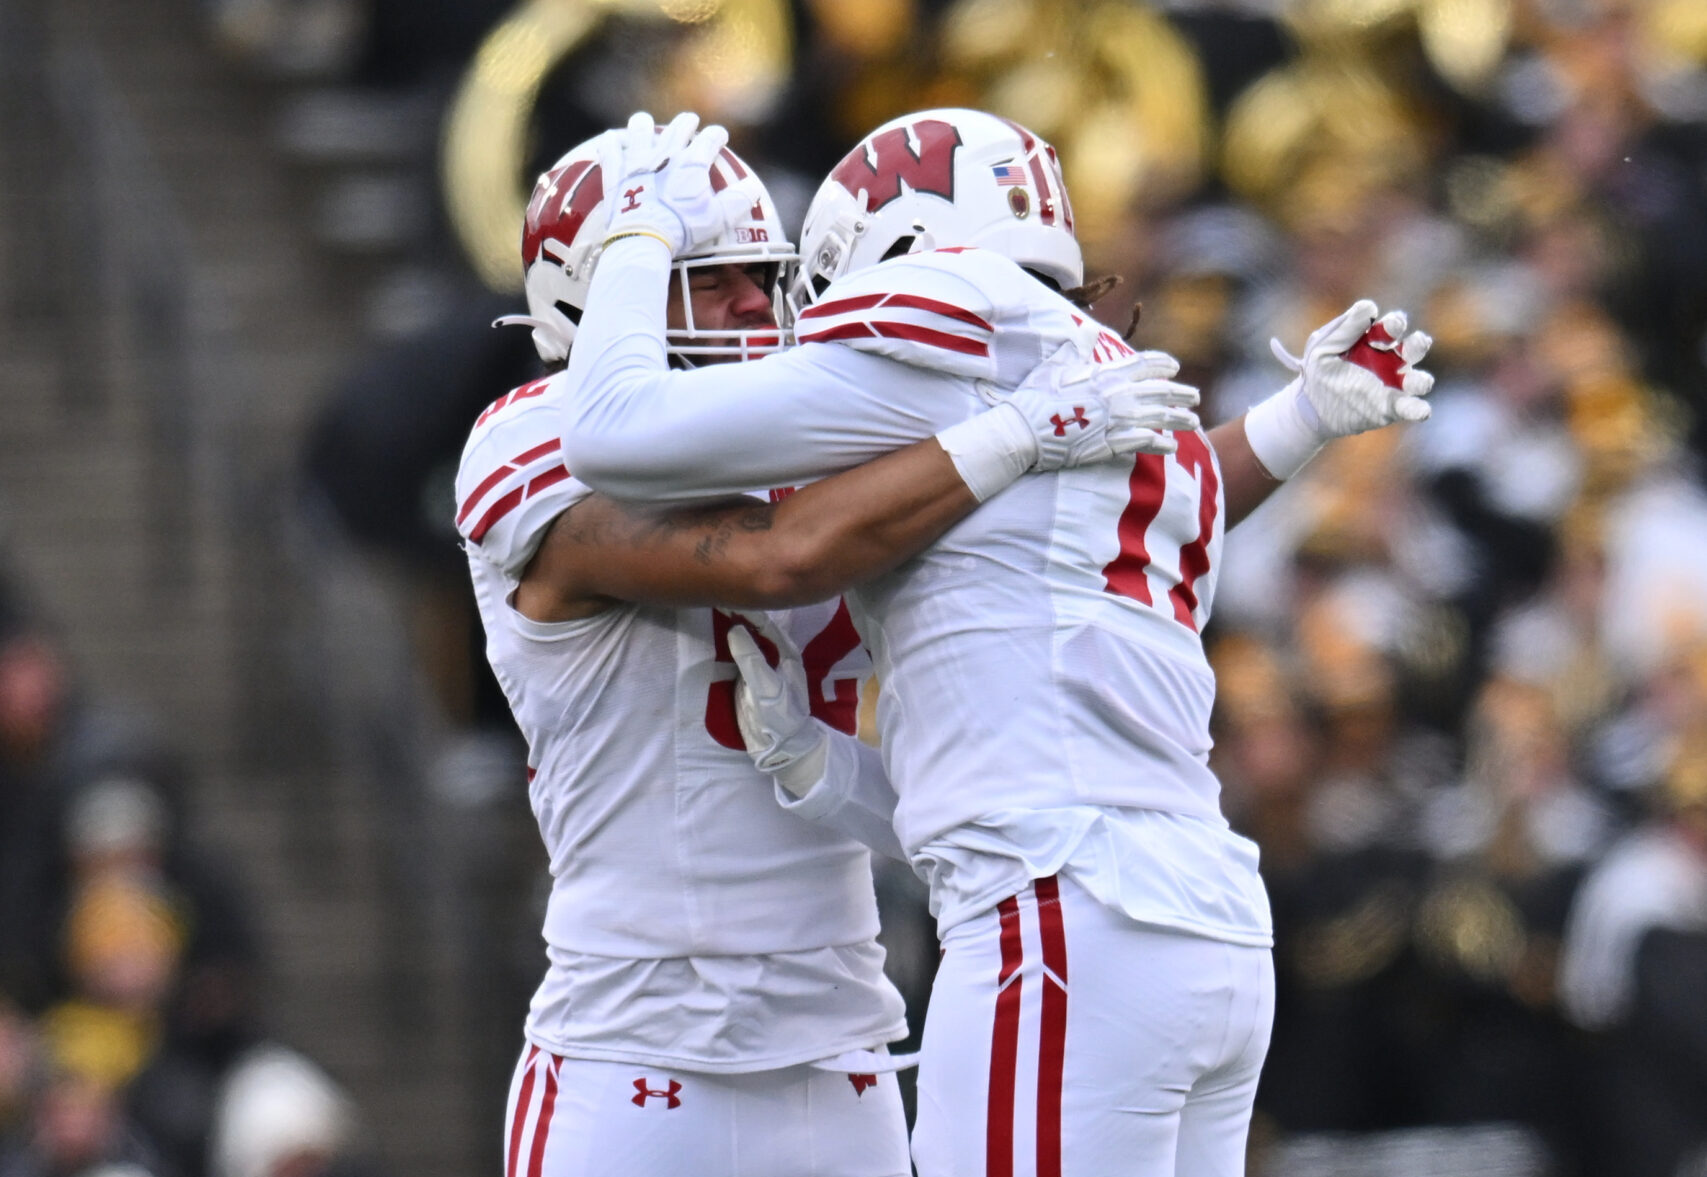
[[1245, 300, 1434, 479], [1272, 300, 1435, 437], [727, 623, 828, 799], [599, 111, 751, 256], [1005, 345, 1201, 470]]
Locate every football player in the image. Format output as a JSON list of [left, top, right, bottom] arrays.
[[459, 125, 1200, 1177], [558, 109, 1434, 1177]]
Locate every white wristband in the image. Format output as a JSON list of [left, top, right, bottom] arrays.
[[1243, 379, 1326, 481], [934, 403, 1037, 501]]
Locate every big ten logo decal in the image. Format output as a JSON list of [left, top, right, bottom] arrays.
[[703, 603, 864, 749], [829, 120, 962, 213]]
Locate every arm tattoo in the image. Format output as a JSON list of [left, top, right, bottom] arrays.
[[636, 501, 776, 565]]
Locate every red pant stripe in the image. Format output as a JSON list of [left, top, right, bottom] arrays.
[[507, 1046, 539, 1177], [526, 1055, 560, 1177], [987, 895, 1025, 1177], [1035, 876, 1069, 1177]]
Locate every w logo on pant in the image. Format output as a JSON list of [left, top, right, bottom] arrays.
[[631, 1078, 683, 1109]]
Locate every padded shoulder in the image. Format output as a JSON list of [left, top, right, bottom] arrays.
[[455, 374, 590, 578], [794, 249, 1025, 381]]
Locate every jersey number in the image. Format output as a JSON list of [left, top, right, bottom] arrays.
[[1101, 432, 1219, 632], [704, 602, 863, 749]]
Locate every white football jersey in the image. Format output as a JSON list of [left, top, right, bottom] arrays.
[[456, 377, 906, 1069], [563, 245, 1231, 853]]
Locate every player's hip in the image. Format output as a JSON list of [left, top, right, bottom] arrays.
[[503, 1044, 910, 1177], [912, 875, 1275, 1176]]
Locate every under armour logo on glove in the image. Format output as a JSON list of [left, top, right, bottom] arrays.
[[598, 111, 754, 256], [1050, 408, 1090, 436], [848, 1073, 878, 1097], [632, 1078, 683, 1108]]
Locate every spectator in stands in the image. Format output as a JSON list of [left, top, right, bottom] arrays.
[[0, 619, 82, 1013], [1558, 732, 1707, 1177], [208, 1043, 380, 1177], [48, 772, 262, 1177], [0, 1000, 38, 1155], [0, 1061, 164, 1177]]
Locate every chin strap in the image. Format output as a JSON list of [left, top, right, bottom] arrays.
[[491, 313, 570, 363]]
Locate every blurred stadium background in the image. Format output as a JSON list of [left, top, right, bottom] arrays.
[[2, 0, 1707, 1175]]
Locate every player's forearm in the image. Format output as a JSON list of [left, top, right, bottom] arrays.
[[1209, 415, 1284, 530], [531, 433, 976, 611], [758, 438, 976, 603], [774, 732, 906, 862], [608, 437, 973, 609]]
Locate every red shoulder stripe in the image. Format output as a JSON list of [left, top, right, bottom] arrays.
[[513, 438, 561, 466], [796, 293, 885, 321], [456, 438, 563, 525], [799, 291, 993, 332], [872, 321, 989, 356], [880, 293, 993, 331], [458, 465, 515, 525], [798, 319, 989, 357], [468, 487, 524, 544], [527, 464, 570, 497], [797, 321, 877, 344]]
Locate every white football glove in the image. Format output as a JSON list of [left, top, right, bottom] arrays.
[[1016, 347, 1202, 468], [937, 344, 1200, 500], [727, 623, 828, 799], [1246, 300, 1435, 479], [599, 111, 751, 257]]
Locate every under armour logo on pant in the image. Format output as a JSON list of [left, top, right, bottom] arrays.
[[849, 1073, 878, 1097], [1050, 408, 1090, 435], [621, 186, 645, 212], [632, 1078, 682, 1108]]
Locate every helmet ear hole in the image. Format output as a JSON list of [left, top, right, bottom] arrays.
[[880, 235, 916, 262], [556, 301, 582, 326]]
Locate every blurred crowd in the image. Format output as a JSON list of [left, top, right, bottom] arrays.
[[188, 0, 1707, 1174], [0, 571, 379, 1177]]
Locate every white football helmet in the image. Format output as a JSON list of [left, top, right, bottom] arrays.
[[791, 108, 1083, 314], [497, 131, 797, 364]]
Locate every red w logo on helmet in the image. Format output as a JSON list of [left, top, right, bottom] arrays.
[[522, 158, 604, 266], [829, 120, 962, 213]]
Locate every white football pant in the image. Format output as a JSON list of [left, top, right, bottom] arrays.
[[504, 1044, 911, 1177], [911, 874, 1274, 1177]]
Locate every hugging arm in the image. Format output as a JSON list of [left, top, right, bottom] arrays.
[[727, 625, 904, 861], [516, 433, 978, 620]]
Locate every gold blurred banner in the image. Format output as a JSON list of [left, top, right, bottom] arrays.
[[443, 0, 793, 292], [446, 0, 1219, 284], [943, 0, 1211, 246]]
